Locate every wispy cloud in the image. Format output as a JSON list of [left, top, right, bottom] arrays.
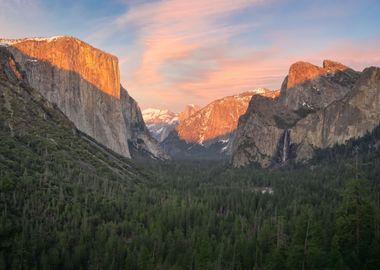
[[1, 0, 380, 111], [93, 0, 271, 110], [314, 38, 380, 70]]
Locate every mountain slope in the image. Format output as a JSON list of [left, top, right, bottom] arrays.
[[0, 46, 155, 269], [0, 46, 145, 183], [0, 36, 166, 160], [232, 60, 380, 167], [177, 89, 278, 144], [162, 89, 279, 159]]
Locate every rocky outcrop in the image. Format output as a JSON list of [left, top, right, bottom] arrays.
[[162, 89, 279, 159], [232, 60, 380, 167], [280, 60, 359, 111], [0, 36, 166, 159], [0, 46, 23, 83]]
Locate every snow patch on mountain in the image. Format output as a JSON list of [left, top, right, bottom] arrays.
[[0, 36, 68, 45], [142, 108, 178, 124], [247, 88, 268, 94], [142, 108, 179, 142]]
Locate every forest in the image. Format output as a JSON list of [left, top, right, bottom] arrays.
[[1, 126, 380, 269], [1, 70, 380, 269]]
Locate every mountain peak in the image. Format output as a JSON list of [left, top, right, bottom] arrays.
[[142, 108, 178, 124], [287, 61, 324, 89], [286, 60, 352, 90], [322, 59, 348, 71]]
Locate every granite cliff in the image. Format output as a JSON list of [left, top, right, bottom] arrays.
[[0, 45, 143, 180], [0, 36, 166, 159], [232, 60, 380, 167]]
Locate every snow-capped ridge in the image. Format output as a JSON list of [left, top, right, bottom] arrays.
[[0, 36, 69, 44], [0, 36, 118, 61], [142, 108, 178, 124]]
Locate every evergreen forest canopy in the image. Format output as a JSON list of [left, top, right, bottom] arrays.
[[1, 51, 380, 269]]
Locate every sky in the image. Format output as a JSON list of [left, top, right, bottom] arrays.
[[1, 0, 380, 112]]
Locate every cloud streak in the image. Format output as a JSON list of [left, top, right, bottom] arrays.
[[114, 0, 380, 111], [1, 0, 380, 111], [98, 0, 272, 111]]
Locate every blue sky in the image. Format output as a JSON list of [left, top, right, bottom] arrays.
[[1, 0, 380, 111]]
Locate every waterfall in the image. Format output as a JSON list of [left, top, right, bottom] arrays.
[[282, 130, 289, 163]]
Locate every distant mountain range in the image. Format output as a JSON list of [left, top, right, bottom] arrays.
[[142, 108, 179, 124], [142, 105, 201, 143], [144, 89, 279, 160], [142, 108, 180, 143]]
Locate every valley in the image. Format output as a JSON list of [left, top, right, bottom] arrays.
[[1, 30, 380, 270]]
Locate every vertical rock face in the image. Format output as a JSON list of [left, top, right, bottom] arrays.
[[0, 36, 165, 159], [2, 36, 120, 97], [232, 60, 380, 167], [280, 60, 359, 111], [120, 88, 167, 158], [0, 46, 24, 83]]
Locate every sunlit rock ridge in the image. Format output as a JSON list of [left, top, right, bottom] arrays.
[[232, 60, 380, 167], [161, 89, 279, 160], [177, 89, 278, 144], [0, 36, 166, 159]]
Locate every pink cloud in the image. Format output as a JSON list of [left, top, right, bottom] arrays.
[[113, 1, 380, 112], [114, 0, 269, 111], [313, 38, 380, 70]]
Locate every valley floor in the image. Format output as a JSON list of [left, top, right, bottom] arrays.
[[1, 68, 380, 268], [2, 143, 380, 269]]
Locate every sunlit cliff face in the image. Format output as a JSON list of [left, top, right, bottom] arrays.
[[0, 36, 168, 160], [176, 89, 280, 144], [286, 60, 350, 90], [1, 36, 120, 98]]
